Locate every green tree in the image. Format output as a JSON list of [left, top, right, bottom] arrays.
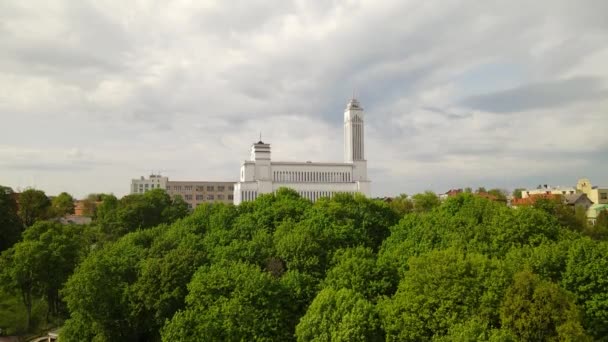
[[487, 188, 507, 203], [0, 222, 90, 330], [584, 210, 608, 240], [50, 192, 75, 217], [17, 189, 51, 227], [597, 210, 608, 229], [0, 241, 43, 330], [0, 185, 22, 251], [533, 197, 585, 232], [131, 248, 206, 338], [378, 194, 562, 278], [61, 229, 157, 341], [434, 317, 517, 342], [561, 239, 608, 340], [161, 261, 293, 341], [95, 190, 189, 240], [512, 188, 525, 199], [322, 246, 395, 300], [476, 187, 487, 193], [81, 193, 105, 217], [280, 270, 320, 329], [387, 194, 413, 217], [296, 288, 382, 342], [504, 241, 571, 282], [275, 193, 397, 278], [500, 270, 589, 341], [411, 191, 440, 212], [379, 248, 512, 341], [62, 208, 212, 341]]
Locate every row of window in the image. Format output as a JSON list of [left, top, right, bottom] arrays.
[[136, 186, 159, 193], [242, 191, 258, 202], [138, 183, 161, 188], [167, 185, 233, 192], [273, 171, 352, 183], [525, 190, 575, 195], [134, 188, 233, 200], [240, 190, 356, 203]]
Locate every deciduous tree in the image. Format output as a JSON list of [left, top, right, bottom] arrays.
[[0, 185, 22, 251], [411, 191, 440, 212], [296, 288, 382, 342], [17, 189, 51, 227], [162, 261, 293, 341], [500, 270, 589, 341], [50, 192, 75, 217]]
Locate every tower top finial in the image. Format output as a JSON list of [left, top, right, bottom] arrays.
[[346, 97, 362, 110]]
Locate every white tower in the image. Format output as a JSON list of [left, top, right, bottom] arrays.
[[344, 98, 369, 185], [344, 98, 365, 162]]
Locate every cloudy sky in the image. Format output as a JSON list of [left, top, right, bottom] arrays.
[[1, 0, 607, 198]]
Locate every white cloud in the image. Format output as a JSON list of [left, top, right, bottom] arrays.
[[0, 0, 607, 198]]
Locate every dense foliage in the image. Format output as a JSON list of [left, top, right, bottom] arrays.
[[0, 186, 22, 252], [2, 186, 608, 341]]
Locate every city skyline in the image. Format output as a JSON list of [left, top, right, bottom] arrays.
[[1, 1, 608, 198]]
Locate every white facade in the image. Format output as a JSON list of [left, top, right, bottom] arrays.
[[521, 184, 576, 198], [234, 98, 371, 204], [131, 174, 169, 194]]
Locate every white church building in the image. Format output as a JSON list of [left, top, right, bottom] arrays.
[[233, 97, 371, 204]]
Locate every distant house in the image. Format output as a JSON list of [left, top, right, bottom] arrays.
[[440, 189, 462, 200], [521, 184, 576, 198], [73, 199, 101, 216], [587, 204, 608, 225], [475, 192, 499, 202], [563, 193, 593, 210], [510, 193, 563, 207], [576, 178, 608, 205]]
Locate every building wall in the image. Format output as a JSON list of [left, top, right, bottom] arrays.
[[577, 178, 608, 204], [584, 188, 608, 204], [131, 175, 169, 194], [521, 187, 576, 198], [130, 175, 236, 209], [166, 181, 235, 209], [234, 156, 370, 204]]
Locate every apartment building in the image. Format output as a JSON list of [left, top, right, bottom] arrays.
[[130, 175, 235, 209], [131, 174, 169, 194], [166, 181, 235, 208], [521, 184, 576, 198]]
